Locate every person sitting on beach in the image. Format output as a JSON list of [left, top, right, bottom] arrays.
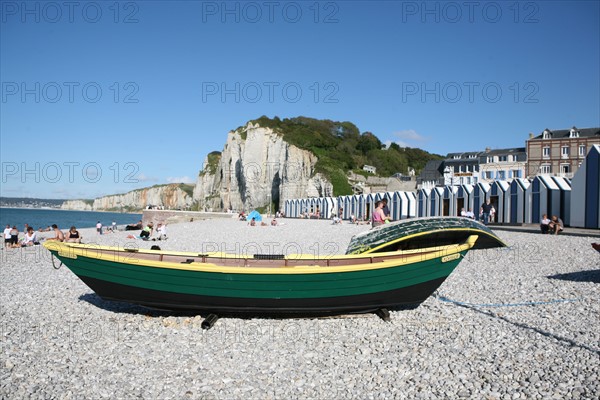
[[21, 227, 38, 246], [548, 215, 564, 235], [139, 223, 153, 240], [153, 223, 167, 240], [249, 217, 256, 226], [271, 218, 278, 226], [540, 214, 551, 234], [3, 225, 11, 249], [46, 224, 65, 242], [65, 226, 82, 243]]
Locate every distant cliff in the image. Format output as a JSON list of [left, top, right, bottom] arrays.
[[193, 122, 333, 212], [61, 199, 94, 211], [61, 184, 194, 211]]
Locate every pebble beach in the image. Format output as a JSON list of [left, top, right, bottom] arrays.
[[1, 218, 599, 399]]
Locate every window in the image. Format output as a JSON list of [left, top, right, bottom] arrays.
[[560, 164, 570, 174], [512, 170, 521, 178], [540, 164, 551, 174], [468, 154, 477, 159], [542, 129, 552, 139], [499, 155, 507, 162], [579, 145, 586, 156], [569, 127, 579, 138], [453, 155, 461, 159], [543, 147, 550, 158], [561, 146, 570, 158], [498, 171, 506, 180]]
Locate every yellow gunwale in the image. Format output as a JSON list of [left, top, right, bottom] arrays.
[[43, 235, 477, 275], [355, 227, 507, 254]]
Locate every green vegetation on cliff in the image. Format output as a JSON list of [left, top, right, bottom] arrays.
[[240, 116, 443, 195], [200, 151, 222, 176]]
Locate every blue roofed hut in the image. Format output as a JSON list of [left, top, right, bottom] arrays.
[[509, 178, 531, 224], [570, 145, 600, 228]]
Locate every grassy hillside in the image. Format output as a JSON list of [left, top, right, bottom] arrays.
[[238, 116, 443, 195]]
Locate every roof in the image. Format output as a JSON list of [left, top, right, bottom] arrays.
[[531, 127, 600, 140]]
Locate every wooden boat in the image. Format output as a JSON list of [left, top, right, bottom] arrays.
[[346, 217, 507, 254], [43, 217, 506, 323]]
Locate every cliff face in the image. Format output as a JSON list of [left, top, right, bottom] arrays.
[[61, 184, 194, 211], [61, 200, 93, 211], [193, 123, 333, 211]]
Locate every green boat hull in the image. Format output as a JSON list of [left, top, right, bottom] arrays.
[[52, 249, 468, 315]]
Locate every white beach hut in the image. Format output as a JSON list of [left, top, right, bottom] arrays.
[[490, 180, 511, 224], [551, 177, 571, 226], [417, 188, 431, 217], [569, 145, 600, 229], [509, 178, 531, 224], [531, 175, 562, 224]]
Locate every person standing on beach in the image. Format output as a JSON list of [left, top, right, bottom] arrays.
[[9, 226, 19, 247], [96, 221, 103, 235], [3, 225, 12, 249], [480, 199, 493, 225]]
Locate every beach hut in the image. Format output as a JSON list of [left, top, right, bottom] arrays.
[[473, 182, 491, 218], [405, 191, 417, 219], [531, 175, 562, 224], [570, 144, 600, 229], [456, 184, 474, 217], [430, 187, 445, 217], [551, 177, 571, 226], [442, 186, 458, 216], [509, 178, 531, 224], [490, 181, 511, 224], [417, 188, 431, 217], [286, 199, 293, 218], [341, 195, 352, 220], [349, 195, 360, 220]]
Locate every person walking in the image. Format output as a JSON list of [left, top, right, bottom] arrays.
[[480, 199, 493, 225]]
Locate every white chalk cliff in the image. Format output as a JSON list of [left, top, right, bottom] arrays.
[[193, 123, 333, 211], [61, 184, 194, 211]]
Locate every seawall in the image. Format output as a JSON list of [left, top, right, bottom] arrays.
[[142, 210, 234, 226]]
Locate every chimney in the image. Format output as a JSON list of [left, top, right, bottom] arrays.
[[528, 133, 534, 139], [485, 147, 491, 153]]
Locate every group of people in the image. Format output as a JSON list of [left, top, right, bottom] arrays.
[[126, 221, 168, 241], [540, 214, 564, 234], [3, 224, 82, 248]]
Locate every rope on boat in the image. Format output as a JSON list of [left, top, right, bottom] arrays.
[[51, 255, 63, 270], [435, 295, 581, 308]]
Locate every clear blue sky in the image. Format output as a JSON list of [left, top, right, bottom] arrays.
[[1, 0, 599, 199]]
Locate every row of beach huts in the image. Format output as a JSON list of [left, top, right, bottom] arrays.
[[283, 145, 600, 229]]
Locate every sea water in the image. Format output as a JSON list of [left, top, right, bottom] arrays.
[[0, 208, 142, 231]]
